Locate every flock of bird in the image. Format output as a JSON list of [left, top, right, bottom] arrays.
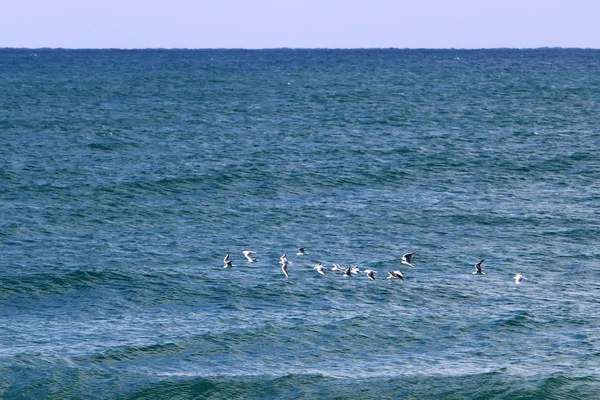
[[222, 248, 526, 284]]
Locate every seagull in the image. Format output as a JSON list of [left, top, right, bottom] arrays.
[[402, 253, 415, 267], [350, 265, 360, 275], [242, 250, 259, 263], [279, 253, 292, 267], [223, 254, 233, 268], [387, 270, 404, 280], [314, 263, 326, 276], [513, 272, 525, 284], [331, 264, 345, 272], [364, 269, 376, 280], [473, 259, 485, 275], [281, 259, 290, 278], [343, 267, 353, 277], [297, 247, 307, 255]]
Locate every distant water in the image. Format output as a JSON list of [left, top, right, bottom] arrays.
[[1, 48, 600, 399]]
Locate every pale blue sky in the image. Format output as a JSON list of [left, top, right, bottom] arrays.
[[2, 0, 598, 49]]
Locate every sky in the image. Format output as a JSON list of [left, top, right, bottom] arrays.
[[2, 0, 599, 49]]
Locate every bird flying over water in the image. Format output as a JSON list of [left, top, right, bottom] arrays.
[[331, 264, 345, 272], [242, 250, 259, 262], [297, 247, 307, 255], [314, 263, 326, 276], [473, 259, 485, 275], [513, 272, 525, 284], [223, 254, 233, 268], [364, 269, 376, 280], [281, 259, 290, 278], [402, 253, 415, 267], [387, 270, 404, 280]]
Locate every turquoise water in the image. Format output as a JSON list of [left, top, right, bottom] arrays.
[[1, 48, 600, 399]]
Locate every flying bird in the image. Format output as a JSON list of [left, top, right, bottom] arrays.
[[473, 259, 485, 275], [314, 263, 326, 276], [223, 254, 233, 268], [387, 270, 404, 280], [513, 272, 525, 284], [331, 264, 345, 272], [281, 259, 290, 278], [242, 250, 259, 263], [402, 253, 415, 267], [297, 247, 307, 255], [364, 269, 376, 280]]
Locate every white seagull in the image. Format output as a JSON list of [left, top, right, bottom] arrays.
[[387, 270, 404, 280], [473, 259, 485, 275], [242, 250, 259, 263], [331, 264, 345, 272], [281, 259, 290, 278], [402, 253, 415, 267], [364, 269, 376, 280], [279, 253, 292, 266], [297, 247, 307, 255], [350, 265, 360, 275], [223, 254, 233, 268], [314, 263, 326, 276], [513, 272, 525, 284]]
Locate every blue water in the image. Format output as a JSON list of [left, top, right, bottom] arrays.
[[1, 48, 600, 399]]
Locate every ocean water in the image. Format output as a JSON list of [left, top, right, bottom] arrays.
[[1, 48, 600, 399]]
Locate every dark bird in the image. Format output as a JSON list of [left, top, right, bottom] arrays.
[[473, 259, 485, 275]]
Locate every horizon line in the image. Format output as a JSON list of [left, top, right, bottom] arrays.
[[2, 46, 600, 51]]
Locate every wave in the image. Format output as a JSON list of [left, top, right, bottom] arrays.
[[86, 342, 185, 364], [109, 372, 600, 400], [0, 269, 135, 299], [4, 369, 597, 399]]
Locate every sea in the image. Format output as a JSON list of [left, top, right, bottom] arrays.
[[1, 48, 600, 399]]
